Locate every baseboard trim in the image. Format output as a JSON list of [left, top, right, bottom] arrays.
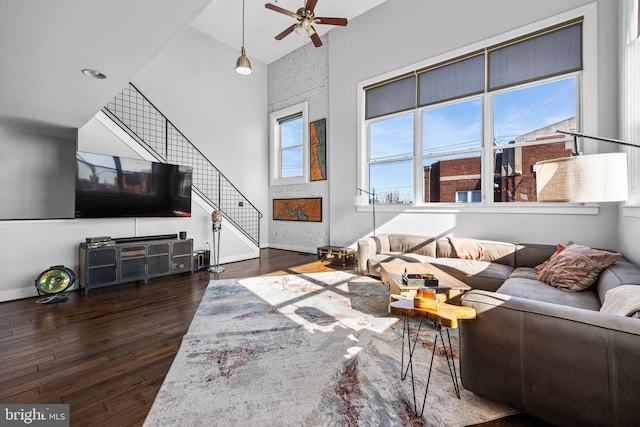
[[267, 243, 316, 254]]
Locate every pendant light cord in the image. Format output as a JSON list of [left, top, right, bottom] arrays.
[[235, 0, 251, 74], [242, 0, 246, 49]]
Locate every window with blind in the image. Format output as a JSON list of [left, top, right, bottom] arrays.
[[270, 101, 309, 185], [362, 19, 583, 204], [279, 114, 304, 178]]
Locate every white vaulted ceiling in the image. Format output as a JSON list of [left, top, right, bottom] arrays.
[[190, 0, 389, 65], [0, 0, 388, 132], [0, 0, 212, 132]]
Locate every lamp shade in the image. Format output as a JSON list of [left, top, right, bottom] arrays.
[[536, 153, 628, 202], [235, 48, 252, 75], [353, 194, 370, 207]]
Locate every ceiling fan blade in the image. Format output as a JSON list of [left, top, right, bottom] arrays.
[[305, 0, 318, 14], [275, 24, 297, 40], [315, 17, 348, 26], [310, 31, 322, 47], [265, 3, 298, 18]]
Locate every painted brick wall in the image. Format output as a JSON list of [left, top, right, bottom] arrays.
[[267, 36, 330, 252]]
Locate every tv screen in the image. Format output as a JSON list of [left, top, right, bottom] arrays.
[[75, 151, 192, 218]]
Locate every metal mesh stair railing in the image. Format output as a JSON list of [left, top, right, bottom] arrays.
[[103, 83, 261, 246]]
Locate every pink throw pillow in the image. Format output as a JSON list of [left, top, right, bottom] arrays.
[[535, 243, 568, 274], [538, 244, 621, 292]]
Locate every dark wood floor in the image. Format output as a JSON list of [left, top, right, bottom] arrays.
[[0, 248, 550, 426]]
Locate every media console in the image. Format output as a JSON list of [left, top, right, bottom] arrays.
[[78, 236, 193, 296]]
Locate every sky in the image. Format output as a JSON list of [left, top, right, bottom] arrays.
[[280, 115, 304, 177]]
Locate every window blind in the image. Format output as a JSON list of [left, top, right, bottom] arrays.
[[418, 53, 485, 107], [365, 75, 416, 120], [364, 19, 582, 120], [488, 22, 582, 91]]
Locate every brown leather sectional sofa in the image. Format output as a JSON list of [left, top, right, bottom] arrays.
[[460, 257, 640, 426], [357, 233, 640, 426]]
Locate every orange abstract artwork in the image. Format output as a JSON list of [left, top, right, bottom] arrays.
[[310, 119, 326, 181], [273, 198, 322, 222]]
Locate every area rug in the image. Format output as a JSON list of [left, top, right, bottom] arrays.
[[143, 271, 517, 427]]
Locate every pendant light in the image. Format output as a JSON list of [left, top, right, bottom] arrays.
[[235, 0, 252, 75]]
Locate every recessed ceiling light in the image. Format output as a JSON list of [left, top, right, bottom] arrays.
[[81, 68, 107, 79]]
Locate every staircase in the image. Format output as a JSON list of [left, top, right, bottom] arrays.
[[102, 83, 262, 246]]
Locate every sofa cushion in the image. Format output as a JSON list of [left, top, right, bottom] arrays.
[[498, 278, 602, 311], [509, 267, 539, 281], [514, 243, 560, 268], [437, 238, 516, 267], [366, 234, 391, 253], [388, 234, 437, 257], [534, 243, 569, 270], [596, 258, 640, 303], [366, 252, 435, 276], [538, 244, 621, 292], [430, 258, 512, 292]]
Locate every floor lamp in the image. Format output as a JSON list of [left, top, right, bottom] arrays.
[[208, 211, 225, 273], [354, 188, 376, 235], [535, 131, 634, 203]]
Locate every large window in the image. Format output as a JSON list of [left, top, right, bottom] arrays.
[[368, 113, 414, 203], [493, 77, 577, 202], [270, 101, 309, 185], [422, 98, 482, 203], [361, 18, 583, 205]]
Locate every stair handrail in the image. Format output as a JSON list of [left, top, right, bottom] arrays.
[[103, 82, 262, 246]]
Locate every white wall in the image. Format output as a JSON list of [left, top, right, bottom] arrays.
[[3, 0, 635, 302], [85, 113, 259, 264], [0, 118, 215, 302], [0, 126, 75, 219], [0, 26, 268, 302], [324, 0, 627, 256], [130, 26, 269, 247], [0, 136, 194, 303], [267, 36, 330, 252]]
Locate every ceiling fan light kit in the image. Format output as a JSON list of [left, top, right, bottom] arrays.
[[235, 0, 252, 75], [265, 0, 348, 48]]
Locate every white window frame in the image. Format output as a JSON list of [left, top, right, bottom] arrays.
[[357, 3, 598, 213], [270, 101, 309, 186], [366, 110, 416, 204]]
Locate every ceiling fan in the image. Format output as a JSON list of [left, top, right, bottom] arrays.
[[265, 0, 348, 47]]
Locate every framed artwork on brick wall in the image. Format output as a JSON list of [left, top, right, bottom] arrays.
[[273, 197, 322, 222], [310, 118, 327, 181]]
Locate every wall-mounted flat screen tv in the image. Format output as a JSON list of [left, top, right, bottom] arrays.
[[75, 151, 192, 218]]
